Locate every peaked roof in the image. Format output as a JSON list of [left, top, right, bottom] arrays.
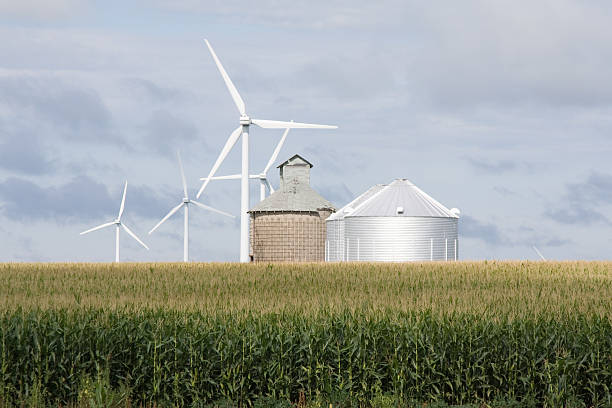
[[327, 184, 386, 221], [333, 179, 458, 219], [277, 154, 313, 168], [249, 184, 335, 213], [249, 154, 335, 213]]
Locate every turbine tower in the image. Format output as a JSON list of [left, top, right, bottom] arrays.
[[80, 181, 149, 262], [149, 152, 234, 262], [196, 39, 337, 262], [199, 128, 290, 202]]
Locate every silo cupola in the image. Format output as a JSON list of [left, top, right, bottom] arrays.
[[278, 154, 313, 190]]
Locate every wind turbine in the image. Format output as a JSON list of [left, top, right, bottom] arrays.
[[149, 152, 235, 262], [80, 181, 149, 262], [199, 128, 290, 201], [532, 245, 547, 261], [196, 39, 337, 262]]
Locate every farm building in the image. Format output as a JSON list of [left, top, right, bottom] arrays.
[[326, 179, 460, 262], [248, 154, 336, 262]]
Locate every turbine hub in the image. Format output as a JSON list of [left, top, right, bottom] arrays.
[[239, 115, 251, 126], [183, 198, 190, 204]]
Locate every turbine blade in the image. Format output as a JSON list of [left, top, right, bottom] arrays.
[[199, 174, 242, 181], [263, 128, 290, 174], [204, 39, 246, 115], [191, 200, 235, 218], [149, 202, 184, 234], [80, 221, 115, 235], [177, 151, 188, 199], [263, 178, 274, 194], [196, 126, 242, 198], [118, 181, 128, 219], [251, 119, 337, 129], [122, 224, 149, 250], [532, 246, 547, 261]]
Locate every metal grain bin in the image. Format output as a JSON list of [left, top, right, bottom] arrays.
[[325, 184, 384, 261], [327, 179, 459, 262]]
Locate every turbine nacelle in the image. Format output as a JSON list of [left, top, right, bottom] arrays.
[[239, 115, 251, 125]]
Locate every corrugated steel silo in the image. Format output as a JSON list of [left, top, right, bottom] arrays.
[[325, 184, 385, 261], [326, 179, 459, 262]]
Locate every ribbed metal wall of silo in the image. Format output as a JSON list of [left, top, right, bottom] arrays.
[[325, 219, 345, 261], [344, 216, 458, 261]]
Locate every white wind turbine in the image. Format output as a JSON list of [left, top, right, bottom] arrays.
[[149, 152, 235, 262], [532, 245, 547, 261], [80, 181, 149, 262], [199, 128, 290, 202], [196, 39, 337, 262]]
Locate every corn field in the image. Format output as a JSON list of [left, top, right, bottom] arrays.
[[0, 262, 610, 407], [1, 261, 610, 318]]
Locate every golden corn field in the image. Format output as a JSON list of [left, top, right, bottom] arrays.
[[0, 261, 610, 407], [1, 261, 611, 318]]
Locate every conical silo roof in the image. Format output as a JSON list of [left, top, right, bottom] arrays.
[[326, 184, 386, 221], [346, 179, 458, 218]]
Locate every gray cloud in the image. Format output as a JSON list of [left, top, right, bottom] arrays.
[[545, 172, 612, 226], [545, 207, 610, 226], [0, 177, 174, 223], [567, 172, 612, 205], [542, 238, 572, 247], [0, 176, 115, 222], [144, 110, 201, 157], [302, 145, 365, 174], [315, 182, 353, 209], [0, 0, 87, 21], [293, 54, 398, 100], [460, 215, 506, 245], [493, 186, 518, 197], [516, 226, 572, 248], [465, 156, 538, 175], [121, 78, 187, 103], [0, 133, 56, 175], [127, 183, 177, 220], [409, 1, 612, 109], [150, 0, 405, 29], [0, 75, 120, 145], [466, 158, 517, 174]]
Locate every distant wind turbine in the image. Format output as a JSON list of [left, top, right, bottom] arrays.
[[196, 39, 337, 262], [200, 128, 290, 201], [80, 181, 149, 262], [532, 245, 547, 261], [149, 151, 234, 262]]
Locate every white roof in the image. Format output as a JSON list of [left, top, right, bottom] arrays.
[[334, 179, 458, 219], [326, 184, 386, 221]]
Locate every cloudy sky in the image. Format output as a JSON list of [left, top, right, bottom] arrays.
[[0, 0, 610, 261]]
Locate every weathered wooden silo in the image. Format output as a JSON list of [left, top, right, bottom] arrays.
[[248, 154, 336, 262]]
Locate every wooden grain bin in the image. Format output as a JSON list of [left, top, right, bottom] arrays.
[[248, 154, 335, 262]]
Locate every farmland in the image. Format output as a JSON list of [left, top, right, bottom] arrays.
[[1, 261, 610, 318], [0, 261, 611, 407]]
